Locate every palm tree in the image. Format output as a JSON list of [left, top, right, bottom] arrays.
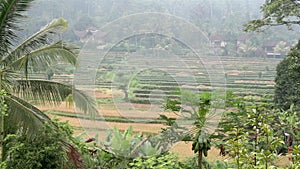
[[0, 0, 98, 161]]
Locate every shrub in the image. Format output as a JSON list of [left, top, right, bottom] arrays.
[[274, 45, 300, 110], [129, 153, 184, 169], [1, 122, 72, 169]]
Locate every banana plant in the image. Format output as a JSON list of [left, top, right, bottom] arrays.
[[102, 126, 164, 159]]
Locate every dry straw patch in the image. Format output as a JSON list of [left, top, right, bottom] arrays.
[[48, 114, 163, 134]]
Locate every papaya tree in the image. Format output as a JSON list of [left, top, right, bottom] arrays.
[[162, 90, 213, 169]]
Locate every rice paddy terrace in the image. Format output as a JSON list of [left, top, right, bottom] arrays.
[[37, 49, 281, 158], [44, 50, 280, 133], [94, 50, 279, 102], [41, 49, 280, 133]]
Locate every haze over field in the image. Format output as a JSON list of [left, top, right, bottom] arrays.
[[3, 0, 300, 168], [23, 0, 298, 47]]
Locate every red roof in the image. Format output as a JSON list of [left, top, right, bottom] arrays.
[[210, 35, 226, 41], [263, 41, 278, 47], [237, 34, 249, 41]]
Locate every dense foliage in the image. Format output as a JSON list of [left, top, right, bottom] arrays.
[[245, 0, 300, 31], [0, 0, 98, 165], [1, 122, 72, 169], [129, 153, 185, 169], [274, 44, 300, 110], [1, 101, 299, 169]]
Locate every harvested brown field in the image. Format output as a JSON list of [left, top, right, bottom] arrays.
[[48, 114, 164, 134]]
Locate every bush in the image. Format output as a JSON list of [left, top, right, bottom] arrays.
[[181, 156, 224, 169], [1, 122, 72, 169], [129, 153, 184, 169]]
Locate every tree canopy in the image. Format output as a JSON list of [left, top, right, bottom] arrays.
[[274, 42, 300, 110], [245, 0, 300, 31]]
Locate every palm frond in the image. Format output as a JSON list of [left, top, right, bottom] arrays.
[[13, 79, 71, 104], [3, 94, 51, 135], [13, 80, 98, 118], [2, 18, 69, 65], [10, 41, 78, 76], [0, 0, 34, 55], [0, 69, 19, 92], [73, 89, 98, 118]]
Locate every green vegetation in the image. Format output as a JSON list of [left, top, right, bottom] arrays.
[[162, 91, 213, 169], [275, 44, 300, 110], [223, 102, 284, 168], [46, 110, 164, 124], [0, 0, 98, 166], [159, 90, 300, 168], [102, 126, 165, 158], [129, 153, 184, 169], [7, 101, 300, 168], [245, 0, 300, 32], [2, 0, 300, 168], [1, 121, 74, 169]]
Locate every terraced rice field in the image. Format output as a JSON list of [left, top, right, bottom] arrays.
[[91, 50, 280, 103], [37, 50, 282, 158]]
